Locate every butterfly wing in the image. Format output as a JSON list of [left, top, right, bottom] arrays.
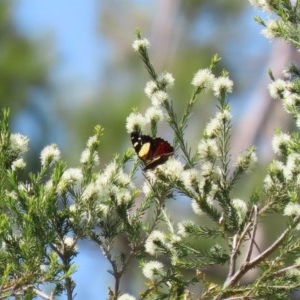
[[131, 132, 174, 170], [144, 137, 174, 170]]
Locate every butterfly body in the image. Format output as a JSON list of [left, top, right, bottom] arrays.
[[131, 132, 174, 170]]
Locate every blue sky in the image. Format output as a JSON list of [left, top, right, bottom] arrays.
[[15, 0, 102, 88]]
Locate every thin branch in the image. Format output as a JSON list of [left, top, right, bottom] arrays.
[[33, 287, 54, 300], [272, 263, 300, 277], [236, 222, 253, 253], [245, 205, 258, 263], [215, 216, 300, 300], [214, 226, 289, 300], [225, 207, 256, 284], [227, 233, 238, 278], [101, 243, 122, 299], [224, 226, 290, 289], [161, 208, 174, 234], [0, 284, 53, 300]]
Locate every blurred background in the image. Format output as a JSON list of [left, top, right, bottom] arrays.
[[3, 0, 297, 298]]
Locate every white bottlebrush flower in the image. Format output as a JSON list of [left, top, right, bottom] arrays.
[[145, 106, 164, 123], [142, 261, 165, 281], [80, 149, 91, 164], [86, 135, 98, 148], [96, 162, 117, 188], [64, 236, 75, 247], [264, 160, 286, 190], [142, 181, 152, 197], [268, 79, 288, 99], [97, 203, 109, 216], [40, 144, 61, 167], [18, 182, 32, 193], [198, 139, 219, 160], [103, 161, 118, 181], [57, 168, 83, 193], [282, 91, 300, 113], [144, 80, 158, 98], [6, 190, 18, 201], [116, 170, 132, 187], [80, 149, 100, 165], [191, 199, 203, 216], [170, 234, 182, 243], [216, 109, 232, 122], [63, 236, 78, 251], [115, 187, 132, 205], [261, 19, 280, 40], [69, 204, 77, 213], [191, 68, 215, 90], [201, 161, 215, 177], [204, 117, 221, 138], [117, 294, 136, 300], [44, 180, 54, 194], [11, 158, 26, 171], [248, 0, 272, 11], [96, 174, 109, 189], [206, 193, 217, 207], [158, 158, 184, 181], [213, 76, 233, 97], [284, 202, 300, 217], [157, 72, 175, 88], [232, 198, 248, 224], [10, 133, 29, 155], [177, 222, 188, 237], [150, 90, 168, 107], [82, 182, 99, 202], [270, 159, 285, 172], [269, 159, 285, 177], [62, 168, 83, 184], [145, 230, 166, 255], [180, 169, 199, 192], [272, 132, 291, 155], [282, 67, 293, 79], [284, 153, 300, 181], [286, 153, 300, 170], [145, 169, 158, 185], [236, 147, 257, 172], [40, 264, 48, 272], [263, 174, 273, 191], [177, 220, 194, 237], [126, 112, 147, 133], [132, 38, 150, 52]]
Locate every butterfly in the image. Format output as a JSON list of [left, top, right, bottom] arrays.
[[131, 132, 174, 170]]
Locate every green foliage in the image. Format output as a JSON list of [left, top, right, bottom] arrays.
[[1, 0, 300, 299]]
